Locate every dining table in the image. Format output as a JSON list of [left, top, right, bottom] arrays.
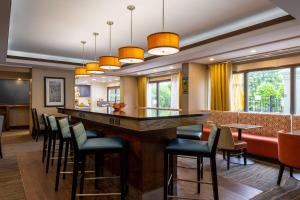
[[58, 106, 210, 200], [222, 123, 263, 165]]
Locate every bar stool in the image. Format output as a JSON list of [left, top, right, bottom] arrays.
[[54, 117, 102, 191], [177, 124, 204, 192], [164, 124, 220, 200], [45, 115, 102, 173], [70, 122, 127, 200], [42, 113, 49, 163]]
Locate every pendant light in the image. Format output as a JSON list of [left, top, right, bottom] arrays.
[[147, 0, 180, 56], [74, 41, 90, 77], [118, 5, 144, 64], [86, 32, 104, 74], [99, 21, 121, 70]]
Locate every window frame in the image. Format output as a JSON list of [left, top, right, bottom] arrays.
[[107, 86, 120, 103], [148, 79, 171, 108], [234, 64, 299, 114]]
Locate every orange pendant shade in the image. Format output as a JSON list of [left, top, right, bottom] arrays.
[[85, 62, 104, 74], [99, 56, 121, 70], [147, 32, 180, 55], [118, 46, 144, 63], [74, 67, 90, 77]]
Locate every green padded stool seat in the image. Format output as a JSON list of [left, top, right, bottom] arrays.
[[54, 117, 102, 191], [164, 124, 221, 200], [70, 122, 128, 200], [177, 124, 203, 140], [79, 137, 125, 151], [166, 139, 210, 155]]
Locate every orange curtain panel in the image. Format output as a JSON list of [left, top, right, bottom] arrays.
[[178, 71, 183, 110], [210, 63, 231, 111], [137, 76, 147, 108]]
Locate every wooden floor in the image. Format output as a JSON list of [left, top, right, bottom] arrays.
[[17, 150, 261, 200]]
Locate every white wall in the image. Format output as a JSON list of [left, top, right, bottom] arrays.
[[90, 83, 107, 108]]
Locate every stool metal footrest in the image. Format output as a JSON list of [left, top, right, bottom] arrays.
[[50, 156, 74, 160], [76, 193, 121, 197], [84, 176, 119, 180], [176, 178, 212, 185], [60, 170, 95, 174], [168, 195, 207, 200]]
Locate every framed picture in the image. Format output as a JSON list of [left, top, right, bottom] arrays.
[[44, 77, 65, 107]]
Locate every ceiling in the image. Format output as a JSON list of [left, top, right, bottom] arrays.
[[8, 0, 285, 62], [76, 75, 120, 85], [4, 0, 300, 77]]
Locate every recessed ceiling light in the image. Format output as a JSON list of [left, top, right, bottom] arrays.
[[101, 76, 106, 79], [17, 78, 22, 81], [137, 72, 141, 75], [169, 66, 174, 69], [92, 78, 96, 81], [250, 49, 256, 53], [264, 54, 270, 57], [114, 78, 119, 80], [108, 80, 112, 82], [153, 69, 158, 72], [209, 57, 215, 61]]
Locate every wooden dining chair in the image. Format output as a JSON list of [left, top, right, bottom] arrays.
[[218, 126, 247, 170], [0, 115, 4, 159]]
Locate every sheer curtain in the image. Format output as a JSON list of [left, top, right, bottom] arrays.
[[171, 74, 179, 109]]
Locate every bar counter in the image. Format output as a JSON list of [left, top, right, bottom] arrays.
[[58, 107, 210, 200]]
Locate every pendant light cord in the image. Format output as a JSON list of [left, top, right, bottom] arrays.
[[81, 41, 86, 68], [130, 9, 133, 45], [162, 0, 165, 31], [109, 24, 112, 56]]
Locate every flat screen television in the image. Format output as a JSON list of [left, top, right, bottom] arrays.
[[0, 79, 30, 105]]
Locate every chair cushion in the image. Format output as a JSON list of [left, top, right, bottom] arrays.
[[177, 131, 202, 140], [166, 139, 210, 154], [79, 137, 125, 151], [86, 130, 101, 138], [177, 125, 202, 132]]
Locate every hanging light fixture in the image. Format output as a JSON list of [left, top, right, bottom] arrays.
[[119, 5, 144, 64], [74, 41, 90, 77], [147, 0, 180, 56], [86, 32, 104, 74], [99, 21, 121, 70]]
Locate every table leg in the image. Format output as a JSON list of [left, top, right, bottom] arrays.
[[231, 129, 255, 165]]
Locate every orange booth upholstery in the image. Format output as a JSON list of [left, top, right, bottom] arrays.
[[277, 132, 300, 185], [202, 111, 293, 159]]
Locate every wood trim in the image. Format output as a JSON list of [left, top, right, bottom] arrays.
[[181, 15, 295, 51], [236, 63, 300, 73]]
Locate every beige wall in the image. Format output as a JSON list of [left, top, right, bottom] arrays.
[[235, 54, 300, 72], [120, 76, 138, 110], [181, 63, 209, 113], [188, 63, 209, 112], [31, 68, 75, 124]]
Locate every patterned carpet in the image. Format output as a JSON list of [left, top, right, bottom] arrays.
[[179, 156, 300, 199], [0, 130, 42, 200], [1, 130, 300, 200]]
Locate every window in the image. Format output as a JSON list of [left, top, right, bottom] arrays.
[[247, 68, 290, 113], [148, 80, 171, 108], [296, 67, 300, 114], [107, 87, 120, 102], [232, 73, 244, 111]]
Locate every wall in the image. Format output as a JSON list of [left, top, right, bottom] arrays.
[[31, 68, 75, 124], [181, 63, 209, 113], [188, 63, 209, 112], [235, 54, 300, 72], [120, 77, 138, 110], [91, 83, 107, 108]]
